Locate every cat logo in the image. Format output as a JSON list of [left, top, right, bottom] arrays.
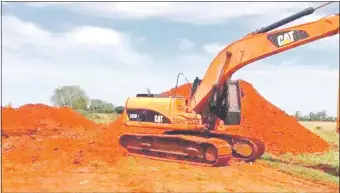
[[277, 31, 295, 46], [154, 115, 164, 123], [267, 30, 309, 48]]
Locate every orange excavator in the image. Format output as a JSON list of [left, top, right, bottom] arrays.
[[119, 3, 340, 166]]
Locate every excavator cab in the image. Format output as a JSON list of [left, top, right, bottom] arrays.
[[203, 80, 243, 130], [224, 80, 242, 125]]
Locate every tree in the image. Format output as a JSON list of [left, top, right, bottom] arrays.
[[51, 85, 89, 110], [309, 112, 316, 121], [115, 106, 124, 114], [102, 102, 115, 113], [294, 111, 301, 120], [293, 110, 336, 122], [315, 110, 327, 121], [89, 99, 115, 113], [89, 99, 105, 112]]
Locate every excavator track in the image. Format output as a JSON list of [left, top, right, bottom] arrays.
[[162, 130, 266, 163], [119, 133, 233, 167]]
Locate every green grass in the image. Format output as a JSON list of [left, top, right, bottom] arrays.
[[258, 121, 339, 185], [76, 110, 118, 124], [91, 113, 118, 124]]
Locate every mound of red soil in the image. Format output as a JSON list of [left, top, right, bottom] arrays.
[[2, 104, 98, 136], [161, 83, 193, 99], [2, 105, 121, 174]]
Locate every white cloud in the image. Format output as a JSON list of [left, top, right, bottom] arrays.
[[23, 2, 319, 24], [3, 15, 152, 66], [303, 34, 339, 52], [203, 43, 226, 55], [2, 15, 158, 106], [178, 38, 195, 52], [67, 27, 124, 45], [233, 62, 339, 116], [1, 15, 209, 108]]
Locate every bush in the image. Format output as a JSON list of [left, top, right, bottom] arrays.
[[115, 106, 124, 114]]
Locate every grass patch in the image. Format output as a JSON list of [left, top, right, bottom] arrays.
[[258, 158, 339, 185], [92, 113, 118, 124], [259, 121, 339, 185], [75, 110, 118, 124]]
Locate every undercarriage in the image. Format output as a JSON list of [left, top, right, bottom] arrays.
[[119, 131, 265, 167]]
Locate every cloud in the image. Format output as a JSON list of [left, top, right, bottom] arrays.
[[233, 62, 339, 116], [22, 2, 319, 24], [2, 14, 338, 117], [3, 15, 152, 67], [203, 43, 226, 55], [2, 15, 157, 106], [1, 15, 208, 107], [178, 38, 195, 52], [303, 34, 339, 53]]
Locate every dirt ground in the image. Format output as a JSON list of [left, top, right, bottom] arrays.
[[2, 130, 339, 193], [3, 156, 339, 192]]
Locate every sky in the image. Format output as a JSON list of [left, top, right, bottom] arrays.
[[1, 2, 339, 116]]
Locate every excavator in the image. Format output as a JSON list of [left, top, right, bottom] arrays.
[[118, 3, 340, 166]]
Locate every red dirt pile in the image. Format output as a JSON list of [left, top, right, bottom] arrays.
[[2, 104, 98, 136], [161, 83, 193, 99], [2, 104, 117, 174], [161, 80, 330, 155]]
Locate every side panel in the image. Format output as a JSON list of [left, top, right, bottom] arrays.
[[126, 109, 172, 124]]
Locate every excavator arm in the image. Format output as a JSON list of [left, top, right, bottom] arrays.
[[189, 13, 339, 115]]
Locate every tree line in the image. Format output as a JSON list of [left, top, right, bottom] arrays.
[[294, 110, 336, 122], [50, 85, 124, 114]]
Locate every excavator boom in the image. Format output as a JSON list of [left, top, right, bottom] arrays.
[[189, 13, 339, 113]]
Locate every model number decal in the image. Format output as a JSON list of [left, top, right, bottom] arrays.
[[129, 114, 138, 119], [154, 115, 163, 123], [126, 109, 171, 124]]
